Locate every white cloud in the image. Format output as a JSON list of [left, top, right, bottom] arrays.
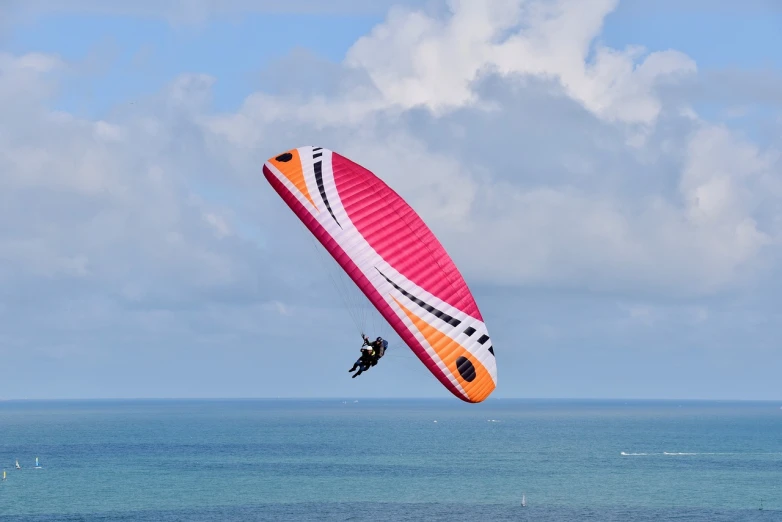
[[452, 120, 778, 294], [0, 57, 275, 312], [1, 0, 780, 360], [208, 0, 697, 136], [0, 52, 64, 115], [203, 212, 232, 238], [8, 0, 775, 306], [344, 0, 696, 124]]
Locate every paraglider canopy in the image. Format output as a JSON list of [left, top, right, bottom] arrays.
[[263, 146, 497, 403]]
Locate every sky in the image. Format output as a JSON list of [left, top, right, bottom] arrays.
[[1, 0, 780, 401]]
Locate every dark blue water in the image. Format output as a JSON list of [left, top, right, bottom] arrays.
[[1, 399, 780, 521]]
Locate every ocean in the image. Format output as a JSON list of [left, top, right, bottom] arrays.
[[0, 399, 780, 521]]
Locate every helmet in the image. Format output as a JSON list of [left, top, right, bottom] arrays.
[[376, 337, 382, 341]]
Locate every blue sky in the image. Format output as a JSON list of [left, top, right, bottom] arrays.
[[1, 0, 780, 401], [7, 11, 383, 115]]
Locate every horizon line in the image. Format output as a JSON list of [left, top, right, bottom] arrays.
[[1, 396, 780, 403]]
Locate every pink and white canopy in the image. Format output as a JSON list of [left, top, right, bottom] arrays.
[[263, 146, 497, 403]]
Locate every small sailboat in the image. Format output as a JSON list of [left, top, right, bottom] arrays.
[[15, 459, 20, 470], [2, 469, 6, 481], [521, 493, 527, 507], [34, 457, 42, 469]]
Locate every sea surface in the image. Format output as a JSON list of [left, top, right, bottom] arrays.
[[0, 399, 780, 521]]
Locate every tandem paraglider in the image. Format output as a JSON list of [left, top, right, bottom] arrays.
[[348, 334, 388, 378], [262, 146, 497, 403]]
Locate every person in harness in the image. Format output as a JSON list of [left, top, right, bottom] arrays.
[[368, 336, 387, 366]]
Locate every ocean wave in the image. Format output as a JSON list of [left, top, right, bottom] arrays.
[[619, 451, 716, 457], [617, 451, 775, 457]]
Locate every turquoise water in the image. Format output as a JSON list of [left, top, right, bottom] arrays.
[[0, 399, 780, 521]]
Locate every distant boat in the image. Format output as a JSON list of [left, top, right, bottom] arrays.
[[34, 457, 41, 469], [15, 460, 20, 470], [2, 470, 6, 481], [521, 493, 527, 507]]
